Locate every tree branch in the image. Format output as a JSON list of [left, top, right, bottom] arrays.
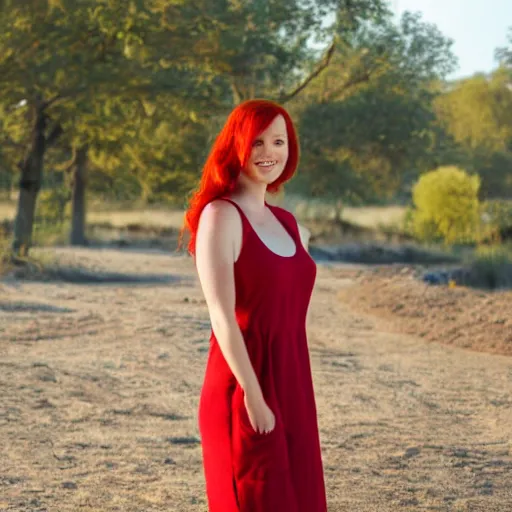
[[43, 85, 88, 110], [47, 123, 64, 147], [230, 80, 243, 105], [277, 40, 336, 104], [54, 146, 77, 173], [324, 69, 372, 103]]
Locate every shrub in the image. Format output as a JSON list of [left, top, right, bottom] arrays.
[[35, 187, 70, 226], [33, 187, 71, 246], [466, 244, 512, 289], [409, 166, 481, 245]]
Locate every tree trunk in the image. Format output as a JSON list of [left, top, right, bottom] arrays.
[[11, 99, 63, 258], [11, 106, 47, 258], [70, 145, 88, 246], [333, 199, 344, 224]]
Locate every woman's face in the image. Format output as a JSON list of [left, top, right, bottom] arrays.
[[243, 114, 289, 185]]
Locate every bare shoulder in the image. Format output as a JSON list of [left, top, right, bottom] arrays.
[[200, 198, 240, 226], [197, 199, 243, 260]]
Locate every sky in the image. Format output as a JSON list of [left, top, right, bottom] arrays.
[[391, 0, 512, 79]]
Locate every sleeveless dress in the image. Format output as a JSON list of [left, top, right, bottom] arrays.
[[197, 197, 327, 512]]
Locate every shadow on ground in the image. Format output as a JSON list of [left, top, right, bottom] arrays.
[[0, 301, 74, 313], [5, 265, 190, 286]]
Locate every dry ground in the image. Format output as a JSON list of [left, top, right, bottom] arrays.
[[337, 265, 512, 357], [1, 248, 512, 512]]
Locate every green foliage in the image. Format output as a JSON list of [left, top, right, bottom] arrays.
[[34, 186, 70, 229], [495, 27, 512, 68], [0, 0, 509, 240], [433, 70, 512, 198], [31, 185, 70, 247], [410, 166, 481, 245], [295, 84, 439, 202], [289, 9, 457, 204], [481, 199, 512, 229], [434, 72, 512, 153], [175, 0, 390, 104], [480, 199, 512, 242]]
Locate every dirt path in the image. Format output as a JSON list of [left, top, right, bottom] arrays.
[[1, 248, 511, 512]]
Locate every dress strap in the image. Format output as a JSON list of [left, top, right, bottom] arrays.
[[217, 197, 301, 255], [265, 202, 302, 248], [216, 197, 245, 217], [215, 197, 251, 228], [215, 197, 250, 249]]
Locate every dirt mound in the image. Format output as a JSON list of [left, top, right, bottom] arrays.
[[338, 265, 512, 357]]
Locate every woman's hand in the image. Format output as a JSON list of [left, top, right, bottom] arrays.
[[243, 392, 276, 434]]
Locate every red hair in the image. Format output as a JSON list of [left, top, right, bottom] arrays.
[[179, 99, 300, 255]]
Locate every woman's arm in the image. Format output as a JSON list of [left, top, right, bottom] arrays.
[[297, 222, 311, 252], [195, 200, 264, 402]]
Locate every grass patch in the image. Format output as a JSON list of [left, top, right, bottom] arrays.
[[0, 242, 63, 280], [0, 231, 11, 275], [463, 244, 512, 289]]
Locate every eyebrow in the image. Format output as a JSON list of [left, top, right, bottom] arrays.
[[254, 134, 287, 139]]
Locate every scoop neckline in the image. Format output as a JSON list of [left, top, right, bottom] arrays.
[[222, 198, 298, 259]]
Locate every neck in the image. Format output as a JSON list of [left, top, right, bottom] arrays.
[[233, 174, 268, 213]]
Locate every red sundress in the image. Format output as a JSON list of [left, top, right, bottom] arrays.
[[197, 197, 327, 512]]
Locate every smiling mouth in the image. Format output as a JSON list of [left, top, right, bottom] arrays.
[[255, 160, 277, 169]]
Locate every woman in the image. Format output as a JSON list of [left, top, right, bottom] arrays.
[[180, 99, 327, 512]]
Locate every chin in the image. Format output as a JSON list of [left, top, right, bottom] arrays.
[[251, 166, 284, 184]]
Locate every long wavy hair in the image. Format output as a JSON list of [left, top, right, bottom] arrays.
[[179, 99, 300, 256]]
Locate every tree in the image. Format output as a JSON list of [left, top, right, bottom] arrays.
[[164, 0, 390, 106], [85, 94, 211, 205], [434, 70, 512, 198], [495, 27, 512, 68], [288, 10, 457, 204], [85, 0, 393, 212], [1, 0, 418, 255], [0, 0, 210, 254], [0, 0, 139, 255]]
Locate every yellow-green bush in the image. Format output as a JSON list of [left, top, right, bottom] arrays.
[[409, 166, 481, 245]]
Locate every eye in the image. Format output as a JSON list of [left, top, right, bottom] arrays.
[[275, 139, 285, 145], [252, 140, 263, 147]]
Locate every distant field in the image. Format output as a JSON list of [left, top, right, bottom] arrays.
[[279, 195, 407, 229], [0, 201, 186, 230], [0, 201, 15, 222], [0, 199, 407, 231], [329, 205, 405, 228]]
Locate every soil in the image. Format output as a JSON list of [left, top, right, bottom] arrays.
[[337, 264, 512, 357], [1, 248, 511, 511]]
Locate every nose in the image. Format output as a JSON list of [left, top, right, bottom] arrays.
[[258, 141, 275, 155]]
